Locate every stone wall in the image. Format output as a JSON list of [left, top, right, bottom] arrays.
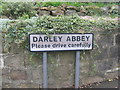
[[0, 19, 8, 89], [0, 19, 119, 88], [0, 28, 2, 90], [35, 5, 118, 17]]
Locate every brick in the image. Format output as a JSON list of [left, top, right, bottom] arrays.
[[10, 70, 27, 80]]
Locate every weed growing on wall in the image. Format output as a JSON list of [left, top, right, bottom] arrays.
[[0, 0, 3, 16], [35, 2, 118, 7], [2, 15, 119, 64], [3, 15, 118, 51], [2, 2, 36, 19]]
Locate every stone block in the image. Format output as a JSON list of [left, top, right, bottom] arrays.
[[66, 6, 78, 10], [2, 68, 10, 82], [48, 51, 75, 65], [109, 58, 118, 68], [118, 46, 120, 59], [105, 72, 118, 80], [109, 46, 118, 58], [4, 54, 25, 68], [98, 34, 114, 48], [115, 34, 120, 46], [18, 83, 40, 88], [2, 83, 15, 88], [65, 10, 77, 15], [80, 64, 90, 75], [91, 47, 109, 60], [96, 59, 115, 72], [51, 9, 64, 16], [81, 76, 104, 86], [10, 70, 27, 80], [9, 43, 24, 54], [31, 67, 42, 84], [48, 64, 74, 88], [80, 59, 90, 77], [38, 10, 50, 16], [24, 54, 42, 67]]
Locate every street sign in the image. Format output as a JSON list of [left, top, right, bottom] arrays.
[[29, 33, 94, 88], [29, 33, 94, 51]]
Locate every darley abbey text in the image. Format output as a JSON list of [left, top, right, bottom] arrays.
[[29, 34, 93, 51]]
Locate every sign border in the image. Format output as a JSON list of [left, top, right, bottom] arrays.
[[29, 33, 94, 52]]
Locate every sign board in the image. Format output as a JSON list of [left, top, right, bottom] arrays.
[[29, 33, 93, 51]]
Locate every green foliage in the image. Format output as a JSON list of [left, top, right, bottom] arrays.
[[0, 0, 3, 15], [2, 2, 36, 19], [40, 2, 64, 7], [3, 15, 118, 51], [2, 15, 118, 64], [35, 2, 118, 7], [0, 5, 2, 15]]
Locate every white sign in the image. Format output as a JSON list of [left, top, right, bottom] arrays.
[[29, 33, 94, 51]]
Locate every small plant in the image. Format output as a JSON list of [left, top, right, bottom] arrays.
[[0, 0, 3, 16], [2, 2, 36, 19], [35, 2, 118, 7]]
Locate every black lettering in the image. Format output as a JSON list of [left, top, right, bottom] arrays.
[[68, 44, 71, 47], [44, 36, 48, 42], [72, 36, 76, 41], [48, 44, 51, 48], [33, 37, 38, 42], [38, 37, 43, 42], [86, 36, 90, 41], [77, 36, 81, 41], [81, 36, 85, 41], [32, 44, 35, 48], [49, 37, 53, 42], [54, 36, 57, 42], [58, 36, 62, 42], [60, 44, 66, 47], [38, 45, 41, 48], [79, 43, 82, 47], [66, 36, 71, 41], [52, 43, 56, 48]]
